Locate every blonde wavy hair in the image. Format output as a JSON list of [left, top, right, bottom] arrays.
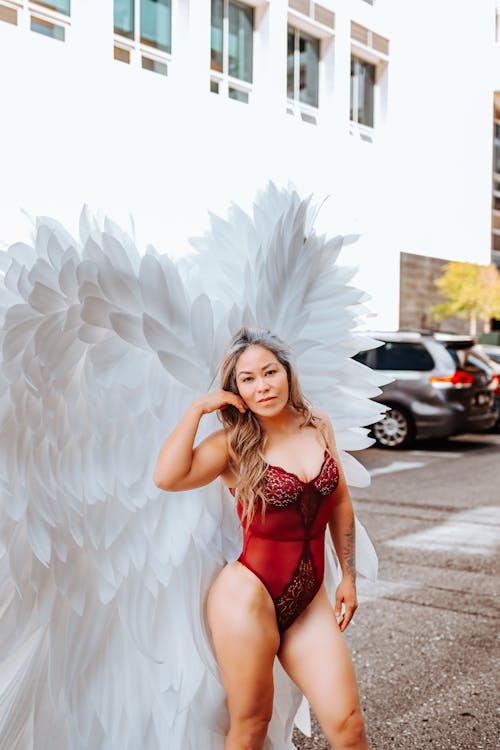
[[219, 327, 317, 522]]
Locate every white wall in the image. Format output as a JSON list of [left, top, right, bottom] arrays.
[[385, 0, 494, 265]]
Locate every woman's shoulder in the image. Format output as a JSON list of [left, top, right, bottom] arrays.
[[310, 408, 336, 448], [201, 427, 234, 459], [311, 407, 333, 430], [207, 428, 238, 487]]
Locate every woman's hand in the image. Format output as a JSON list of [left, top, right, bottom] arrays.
[[334, 575, 358, 632], [192, 389, 247, 416]]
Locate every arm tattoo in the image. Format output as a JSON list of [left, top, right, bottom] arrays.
[[342, 517, 356, 579]]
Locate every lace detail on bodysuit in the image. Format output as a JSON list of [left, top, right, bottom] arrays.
[[262, 469, 302, 506], [274, 548, 318, 632], [237, 451, 339, 634], [265, 453, 338, 528]]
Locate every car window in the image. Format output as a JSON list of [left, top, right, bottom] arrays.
[[374, 342, 434, 371], [353, 350, 370, 365]]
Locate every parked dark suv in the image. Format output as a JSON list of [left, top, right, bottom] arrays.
[[354, 332, 497, 448]]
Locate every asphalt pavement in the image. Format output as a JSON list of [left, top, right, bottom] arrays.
[[292, 432, 500, 750]]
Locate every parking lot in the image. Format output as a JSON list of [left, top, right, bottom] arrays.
[[293, 431, 500, 750]]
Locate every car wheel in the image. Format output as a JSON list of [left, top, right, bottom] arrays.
[[372, 406, 414, 449]]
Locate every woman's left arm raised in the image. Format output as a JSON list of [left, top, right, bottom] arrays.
[[316, 410, 358, 632]]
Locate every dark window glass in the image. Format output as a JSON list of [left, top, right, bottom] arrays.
[[374, 342, 434, 371], [114, 0, 134, 38], [353, 350, 370, 365]]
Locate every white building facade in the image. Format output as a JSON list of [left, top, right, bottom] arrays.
[[0, 0, 495, 330]]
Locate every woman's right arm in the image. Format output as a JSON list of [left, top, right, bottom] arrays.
[[153, 390, 247, 492]]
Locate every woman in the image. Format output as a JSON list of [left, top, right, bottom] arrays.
[[154, 327, 370, 750]]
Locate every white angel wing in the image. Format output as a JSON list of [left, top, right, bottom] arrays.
[[0, 183, 386, 750], [0, 212, 241, 750]]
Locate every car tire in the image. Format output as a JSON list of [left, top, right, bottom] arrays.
[[372, 406, 415, 449]]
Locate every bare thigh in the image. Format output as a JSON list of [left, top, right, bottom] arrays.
[[207, 562, 281, 725], [278, 585, 363, 735]]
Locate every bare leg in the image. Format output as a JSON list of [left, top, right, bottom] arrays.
[[207, 562, 280, 750], [279, 586, 369, 750]]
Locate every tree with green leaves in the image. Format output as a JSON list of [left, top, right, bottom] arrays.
[[431, 261, 500, 336]]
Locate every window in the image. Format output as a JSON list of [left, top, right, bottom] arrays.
[[114, 0, 171, 74], [29, 2, 71, 40], [114, 0, 134, 39], [0, 5, 17, 25], [31, 15, 65, 39], [350, 55, 375, 127], [33, 0, 70, 15], [374, 343, 434, 372], [494, 122, 500, 175], [210, 0, 253, 102], [141, 0, 171, 52], [1, 1, 72, 37], [287, 26, 319, 108], [349, 22, 389, 135], [353, 350, 371, 366], [115, 0, 170, 52]]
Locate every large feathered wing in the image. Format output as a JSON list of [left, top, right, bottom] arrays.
[[0, 183, 387, 750], [0, 212, 241, 750]]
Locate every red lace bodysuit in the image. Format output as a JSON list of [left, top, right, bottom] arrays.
[[236, 450, 339, 633]]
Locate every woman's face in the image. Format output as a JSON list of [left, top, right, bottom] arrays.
[[234, 345, 289, 417]]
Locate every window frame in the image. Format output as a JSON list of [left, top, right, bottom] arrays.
[[350, 54, 376, 128], [349, 21, 389, 140], [285, 4, 334, 126], [287, 26, 320, 108], [286, 24, 323, 124], [114, 0, 172, 76], [32, 0, 70, 16], [2, 1, 72, 39], [210, 0, 254, 104]]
